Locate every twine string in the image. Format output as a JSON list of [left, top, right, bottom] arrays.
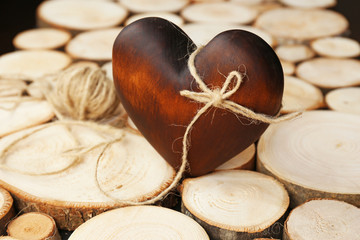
[[0, 47, 301, 206]]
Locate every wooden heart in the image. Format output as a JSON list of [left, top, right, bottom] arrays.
[[113, 18, 283, 176]]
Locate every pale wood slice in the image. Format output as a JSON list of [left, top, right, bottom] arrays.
[[214, 144, 255, 171], [310, 37, 360, 58], [230, 0, 264, 5], [0, 188, 16, 235], [119, 0, 189, 13], [0, 79, 27, 98], [181, 170, 289, 239], [125, 13, 184, 26], [281, 76, 324, 114], [0, 121, 175, 230], [248, 2, 283, 14], [296, 58, 360, 89], [181, 2, 258, 25], [13, 28, 71, 50], [0, 50, 71, 81], [65, 28, 122, 63], [101, 61, 113, 81], [257, 110, 360, 208], [7, 212, 61, 240], [255, 8, 348, 43], [0, 237, 17, 240], [37, 0, 127, 32], [66, 61, 99, 70], [68, 205, 209, 239], [275, 44, 315, 63], [281, 60, 295, 76], [182, 23, 275, 47], [283, 199, 360, 240], [325, 87, 360, 115], [0, 97, 55, 137], [280, 0, 336, 9]]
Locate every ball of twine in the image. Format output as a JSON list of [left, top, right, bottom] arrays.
[[46, 66, 123, 122]]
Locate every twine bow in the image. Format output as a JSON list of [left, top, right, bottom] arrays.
[[178, 46, 301, 176]]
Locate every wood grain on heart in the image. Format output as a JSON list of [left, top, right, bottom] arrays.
[[113, 17, 283, 176]]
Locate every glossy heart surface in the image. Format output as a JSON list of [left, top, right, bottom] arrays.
[[113, 18, 283, 176]]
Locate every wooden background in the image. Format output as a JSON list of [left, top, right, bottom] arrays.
[[0, 0, 359, 55]]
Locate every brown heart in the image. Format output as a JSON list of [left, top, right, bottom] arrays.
[[113, 18, 283, 176]]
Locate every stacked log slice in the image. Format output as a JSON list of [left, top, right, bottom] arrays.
[[37, 0, 127, 33], [0, 50, 71, 81], [125, 12, 184, 26], [257, 110, 360, 208], [182, 23, 274, 47], [325, 87, 360, 115], [0, 97, 55, 137], [214, 144, 255, 171], [181, 2, 258, 25], [281, 76, 324, 113], [255, 8, 348, 43], [0, 121, 175, 230], [181, 170, 289, 239], [68, 206, 209, 239], [119, 0, 189, 13], [0, 79, 27, 98], [275, 44, 315, 63], [13, 28, 71, 50], [296, 58, 360, 89], [283, 199, 360, 240], [7, 212, 61, 240], [279, 0, 336, 9], [65, 28, 122, 63], [310, 37, 360, 58], [0, 188, 16, 235]]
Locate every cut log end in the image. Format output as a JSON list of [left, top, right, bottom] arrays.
[[181, 170, 289, 239], [0, 188, 16, 235], [257, 110, 360, 208], [7, 212, 61, 240], [284, 199, 360, 240], [68, 205, 209, 239]]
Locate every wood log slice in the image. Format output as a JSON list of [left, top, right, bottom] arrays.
[[65, 28, 122, 63], [281, 60, 295, 76], [101, 61, 113, 81], [125, 12, 184, 26], [0, 97, 55, 137], [7, 212, 61, 240], [275, 44, 315, 63], [181, 170, 289, 239], [296, 58, 360, 89], [37, 0, 127, 33], [257, 110, 360, 208], [283, 199, 360, 240], [182, 23, 275, 47], [214, 144, 255, 171], [230, 0, 264, 5], [0, 79, 27, 98], [118, 0, 189, 13], [0, 188, 16, 235], [0, 121, 175, 230], [68, 205, 209, 239], [281, 76, 324, 114], [0, 50, 71, 81], [181, 2, 258, 25], [279, 0, 336, 9], [255, 8, 348, 44], [325, 87, 360, 115], [0, 237, 17, 240], [13, 28, 71, 50], [310, 37, 360, 58]]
